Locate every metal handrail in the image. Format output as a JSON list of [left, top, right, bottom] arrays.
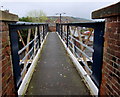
[[20, 47, 34, 63], [68, 40, 93, 63], [9, 22, 49, 90], [18, 36, 38, 54], [69, 35, 94, 52], [75, 52, 92, 74], [56, 21, 105, 87]]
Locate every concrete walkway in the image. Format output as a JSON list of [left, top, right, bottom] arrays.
[[26, 32, 90, 95]]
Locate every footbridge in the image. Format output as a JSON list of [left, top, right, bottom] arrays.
[[9, 21, 104, 96], [1, 2, 119, 96]]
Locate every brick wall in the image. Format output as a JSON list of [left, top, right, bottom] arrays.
[[100, 16, 120, 95], [0, 22, 16, 96], [0, 11, 18, 96], [49, 26, 56, 32], [92, 2, 120, 96]]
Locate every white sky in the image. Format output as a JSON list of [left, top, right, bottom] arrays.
[[1, 0, 119, 19], [1, 0, 119, 2]]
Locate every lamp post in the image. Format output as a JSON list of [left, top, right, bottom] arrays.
[[1, 6, 3, 10], [56, 13, 66, 24], [56, 13, 66, 37]]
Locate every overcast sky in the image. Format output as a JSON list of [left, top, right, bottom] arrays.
[[1, 0, 119, 19]]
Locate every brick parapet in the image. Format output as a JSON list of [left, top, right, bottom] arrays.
[[92, 2, 120, 96], [0, 11, 18, 96], [92, 2, 120, 19]]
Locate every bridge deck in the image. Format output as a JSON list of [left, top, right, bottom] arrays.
[[26, 32, 90, 95]]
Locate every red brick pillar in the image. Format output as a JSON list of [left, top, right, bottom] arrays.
[[92, 2, 120, 96], [0, 11, 19, 96]]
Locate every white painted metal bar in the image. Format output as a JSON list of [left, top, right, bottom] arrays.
[[34, 40, 39, 46], [69, 35, 94, 52], [20, 47, 34, 63], [75, 45, 93, 63], [68, 44, 74, 52], [68, 40, 93, 63], [17, 77, 22, 87], [21, 54, 34, 75], [18, 36, 38, 54], [63, 31, 67, 34], [64, 39, 67, 43], [68, 39, 75, 54], [75, 52, 92, 74], [63, 35, 67, 38]]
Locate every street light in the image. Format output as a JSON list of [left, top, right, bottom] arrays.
[[56, 13, 66, 24], [55, 13, 66, 37], [1, 6, 3, 10]]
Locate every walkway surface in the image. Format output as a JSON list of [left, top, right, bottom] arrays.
[[26, 32, 90, 95]]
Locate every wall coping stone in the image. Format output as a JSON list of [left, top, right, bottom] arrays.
[[92, 2, 120, 19], [0, 10, 18, 21]]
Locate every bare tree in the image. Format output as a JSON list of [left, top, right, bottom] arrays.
[[26, 10, 48, 23]]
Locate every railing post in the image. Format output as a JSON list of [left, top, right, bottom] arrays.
[[91, 23, 105, 87], [57, 24, 60, 35], [67, 25, 69, 47], [58, 24, 60, 34], [46, 24, 48, 35], [46, 24, 48, 34], [56, 23, 58, 32], [43, 25, 45, 39], [56, 23, 59, 33], [61, 24, 63, 38], [37, 25, 41, 48], [9, 26, 21, 90], [44, 25, 46, 36]]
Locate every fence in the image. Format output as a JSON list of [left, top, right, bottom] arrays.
[[9, 22, 48, 91], [56, 22, 105, 89]]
